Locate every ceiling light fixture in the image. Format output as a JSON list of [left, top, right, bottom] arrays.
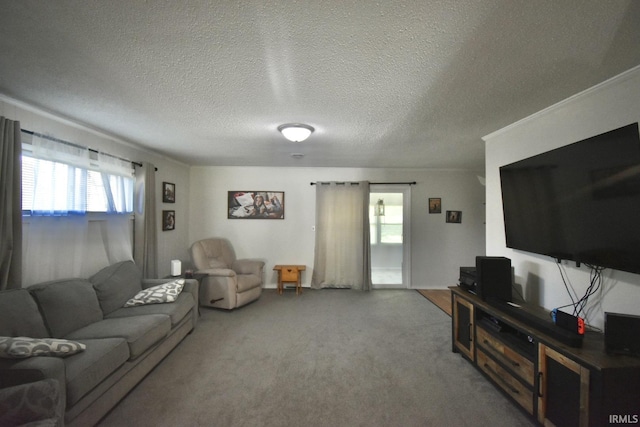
[[278, 123, 314, 142]]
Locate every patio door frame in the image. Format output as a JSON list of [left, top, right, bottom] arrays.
[[370, 184, 412, 289]]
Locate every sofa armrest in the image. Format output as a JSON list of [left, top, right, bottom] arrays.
[[180, 279, 198, 303], [0, 378, 64, 427], [232, 259, 265, 276], [0, 356, 67, 416]]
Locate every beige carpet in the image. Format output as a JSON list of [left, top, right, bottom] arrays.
[[97, 289, 534, 427]]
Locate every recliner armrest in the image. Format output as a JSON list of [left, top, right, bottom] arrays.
[[196, 268, 236, 277], [232, 259, 265, 276]]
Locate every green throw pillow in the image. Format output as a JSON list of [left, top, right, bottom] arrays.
[[0, 336, 86, 359], [124, 279, 184, 307]]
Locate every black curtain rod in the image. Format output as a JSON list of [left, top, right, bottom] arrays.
[[310, 181, 416, 186], [20, 128, 153, 170]]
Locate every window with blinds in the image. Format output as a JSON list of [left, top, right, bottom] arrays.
[[21, 133, 134, 216]]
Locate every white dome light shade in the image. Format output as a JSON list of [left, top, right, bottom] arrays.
[[278, 124, 314, 142]]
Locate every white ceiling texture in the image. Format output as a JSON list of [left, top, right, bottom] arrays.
[[1, 1, 640, 170]]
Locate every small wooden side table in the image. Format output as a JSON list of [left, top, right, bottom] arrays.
[[273, 265, 306, 295]]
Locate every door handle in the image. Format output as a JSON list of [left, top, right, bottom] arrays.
[[538, 372, 544, 397]]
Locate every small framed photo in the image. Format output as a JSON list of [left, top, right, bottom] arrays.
[[162, 210, 175, 231], [446, 210, 462, 223], [163, 182, 175, 203], [428, 198, 441, 214]]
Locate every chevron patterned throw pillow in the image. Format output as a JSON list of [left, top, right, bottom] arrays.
[[0, 337, 86, 358], [123, 279, 185, 307]]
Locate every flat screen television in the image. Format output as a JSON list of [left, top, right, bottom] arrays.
[[499, 123, 640, 275]]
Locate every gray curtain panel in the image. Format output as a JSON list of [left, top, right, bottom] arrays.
[[134, 162, 158, 278], [0, 117, 22, 290], [312, 181, 371, 290]]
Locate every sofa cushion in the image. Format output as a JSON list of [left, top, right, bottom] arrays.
[[90, 260, 142, 315], [0, 337, 86, 359], [63, 337, 129, 408], [29, 279, 103, 338], [107, 292, 194, 327], [65, 315, 171, 360], [0, 289, 50, 338], [124, 280, 184, 307]]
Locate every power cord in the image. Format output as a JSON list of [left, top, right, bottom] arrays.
[[553, 261, 604, 330]]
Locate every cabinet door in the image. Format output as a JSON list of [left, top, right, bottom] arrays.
[[538, 344, 590, 427], [453, 294, 474, 361]]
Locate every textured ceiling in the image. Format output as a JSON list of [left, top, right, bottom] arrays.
[[2, 1, 640, 169]]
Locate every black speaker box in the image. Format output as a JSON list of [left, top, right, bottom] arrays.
[[605, 312, 640, 357], [476, 256, 512, 302]]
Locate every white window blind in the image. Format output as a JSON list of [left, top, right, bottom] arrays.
[[21, 133, 134, 215]]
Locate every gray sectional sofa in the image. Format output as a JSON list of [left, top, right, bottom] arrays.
[[0, 260, 198, 426]]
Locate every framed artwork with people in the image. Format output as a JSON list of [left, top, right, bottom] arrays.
[[162, 210, 176, 230], [163, 182, 176, 203], [227, 191, 285, 219]]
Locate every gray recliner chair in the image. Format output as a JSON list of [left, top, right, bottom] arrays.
[[190, 238, 264, 310]]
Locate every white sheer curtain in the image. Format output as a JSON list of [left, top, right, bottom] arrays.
[[98, 153, 134, 213], [21, 133, 134, 286], [23, 216, 89, 285], [312, 181, 372, 290], [22, 215, 133, 286]]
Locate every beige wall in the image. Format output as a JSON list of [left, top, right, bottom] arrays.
[[189, 166, 486, 289]]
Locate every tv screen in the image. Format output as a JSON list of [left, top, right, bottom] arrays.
[[500, 123, 640, 275]]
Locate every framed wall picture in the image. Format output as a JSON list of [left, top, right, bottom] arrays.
[[228, 191, 285, 219], [163, 182, 175, 203], [162, 210, 175, 230], [446, 210, 462, 223], [429, 198, 442, 214]]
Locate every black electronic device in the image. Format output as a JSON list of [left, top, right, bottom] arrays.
[[551, 309, 585, 335], [605, 312, 640, 357], [499, 122, 640, 275], [475, 256, 512, 302], [487, 297, 584, 348], [458, 266, 477, 293]]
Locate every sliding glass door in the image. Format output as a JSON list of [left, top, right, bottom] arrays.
[[369, 185, 411, 288]]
